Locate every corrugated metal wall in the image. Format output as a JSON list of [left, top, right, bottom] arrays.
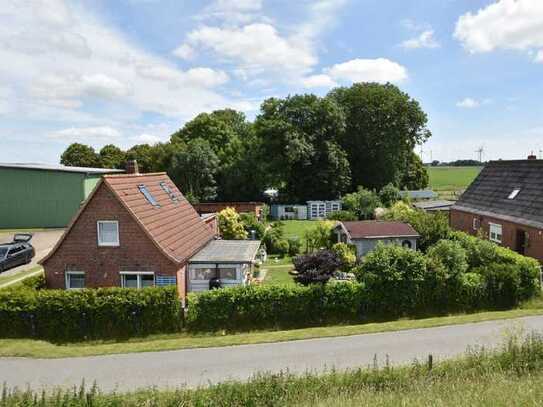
[[0, 168, 97, 228]]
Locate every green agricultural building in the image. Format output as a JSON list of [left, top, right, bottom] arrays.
[[0, 163, 123, 229]]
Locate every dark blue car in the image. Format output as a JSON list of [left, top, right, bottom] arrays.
[[0, 234, 35, 273]]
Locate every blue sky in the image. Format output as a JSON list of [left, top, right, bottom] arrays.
[[1, 0, 543, 164]]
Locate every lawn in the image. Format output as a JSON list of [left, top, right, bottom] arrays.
[[1, 305, 543, 359], [278, 219, 321, 244], [0, 266, 43, 289], [427, 166, 481, 199]]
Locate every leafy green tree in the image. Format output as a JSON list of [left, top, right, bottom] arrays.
[[255, 95, 351, 202], [99, 144, 126, 169], [171, 109, 265, 200], [240, 213, 266, 239], [342, 187, 382, 220], [328, 83, 431, 190], [168, 139, 219, 203], [304, 221, 336, 252], [331, 242, 357, 271], [400, 151, 429, 190], [327, 210, 358, 221], [60, 143, 99, 167], [379, 183, 401, 208], [126, 144, 154, 173], [218, 207, 248, 240]]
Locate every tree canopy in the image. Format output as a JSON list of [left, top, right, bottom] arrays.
[[58, 82, 431, 203]]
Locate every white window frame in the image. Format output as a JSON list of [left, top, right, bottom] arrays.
[[97, 220, 120, 247], [120, 271, 155, 289], [65, 271, 85, 290], [489, 223, 502, 243]]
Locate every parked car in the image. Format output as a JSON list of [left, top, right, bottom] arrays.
[[0, 234, 35, 273]]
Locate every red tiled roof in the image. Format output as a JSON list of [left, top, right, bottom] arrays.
[[339, 221, 419, 239], [103, 173, 214, 263]]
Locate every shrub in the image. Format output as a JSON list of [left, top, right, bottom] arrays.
[[379, 183, 401, 208], [342, 187, 382, 220], [355, 243, 428, 316], [304, 221, 335, 252], [327, 210, 358, 221], [218, 207, 248, 240], [20, 273, 46, 290], [262, 223, 284, 254], [287, 238, 302, 257], [0, 286, 182, 341], [185, 283, 366, 331], [275, 239, 290, 258], [240, 212, 266, 239], [383, 202, 450, 251], [331, 242, 357, 271], [426, 240, 468, 278], [293, 250, 343, 285]]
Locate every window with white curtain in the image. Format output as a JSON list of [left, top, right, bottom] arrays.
[[489, 223, 502, 243], [97, 221, 119, 246]]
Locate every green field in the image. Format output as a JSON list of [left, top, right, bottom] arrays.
[[427, 166, 481, 199]]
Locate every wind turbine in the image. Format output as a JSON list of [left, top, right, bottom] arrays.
[[475, 146, 484, 163]]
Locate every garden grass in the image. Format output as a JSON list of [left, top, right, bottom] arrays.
[[0, 266, 43, 289], [279, 219, 322, 245], [428, 166, 482, 193], [262, 264, 295, 286], [2, 305, 543, 359]]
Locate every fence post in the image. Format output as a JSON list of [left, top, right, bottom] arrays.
[[428, 354, 433, 370]]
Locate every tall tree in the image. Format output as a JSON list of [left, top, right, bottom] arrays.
[[400, 151, 429, 190], [60, 143, 99, 168], [328, 83, 431, 190], [171, 109, 260, 200], [168, 139, 219, 203], [255, 95, 351, 202], [99, 144, 126, 169]]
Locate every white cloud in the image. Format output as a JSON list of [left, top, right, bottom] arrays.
[[134, 133, 162, 145], [302, 74, 338, 88], [197, 0, 264, 24], [455, 0, 543, 60], [535, 50, 543, 63], [172, 44, 194, 60], [184, 23, 317, 77], [401, 30, 440, 49], [456, 98, 480, 108], [48, 126, 122, 142], [326, 58, 408, 84], [0, 1, 246, 123]]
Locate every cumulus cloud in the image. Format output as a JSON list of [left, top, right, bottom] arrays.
[[302, 74, 338, 88], [197, 0, 264, 24], [455, 0, 543, 61], [48, 126, 122, 142], [302, 58, 408, 89], [456, 98, 481, 108], [172, 44, 194, 60], [183, 23, 317, 77], [401, 30, 440, 49]]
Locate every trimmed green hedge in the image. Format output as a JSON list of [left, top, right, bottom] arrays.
[[186, 283, 367, 331], [0, 286, 182, 341]]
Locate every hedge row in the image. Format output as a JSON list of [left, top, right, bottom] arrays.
[[186, 283, 367, 331], [0, 286, 182, 341]]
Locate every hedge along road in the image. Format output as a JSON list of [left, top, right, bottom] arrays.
[[3, 315, 543, 393]]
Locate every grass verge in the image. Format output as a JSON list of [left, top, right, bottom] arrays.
[[3, 332, 543, 405], [1, 305, 543, 359], [0, 266, 43, 288]]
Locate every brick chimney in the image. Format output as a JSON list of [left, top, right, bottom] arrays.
[[528, 152, 537, 160], [126, 160, 139, 174]]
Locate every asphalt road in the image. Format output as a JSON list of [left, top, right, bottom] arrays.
[[0, 229, 64, 277], [2, 315, 542, 393]]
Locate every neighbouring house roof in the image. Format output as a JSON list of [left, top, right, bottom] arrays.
[[452, 159, 543, 229], [413, 200, 455, 211], [0, 162, 123, 174], [189, 240, 262, 263], [41, 172, 214, 265], [338, 221, 420, 239], [399, 190, 438, 200]]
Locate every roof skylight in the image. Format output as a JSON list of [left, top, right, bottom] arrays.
[[138, 184, 161, 208], [160, 181, 179, 202], [508, 189, 521, 200]]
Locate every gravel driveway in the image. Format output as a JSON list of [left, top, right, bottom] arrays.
[[2, 315, 541, 393]]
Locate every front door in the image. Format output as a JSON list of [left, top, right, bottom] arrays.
[[516, 229, 527, 255]]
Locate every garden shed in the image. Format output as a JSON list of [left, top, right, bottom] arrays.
[[0, 163, 122, 228]]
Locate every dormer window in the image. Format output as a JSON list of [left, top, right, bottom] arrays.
[[508, 189, 521, 199]]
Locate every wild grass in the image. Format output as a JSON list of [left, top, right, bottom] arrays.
[[3, 332, 543, 406], [427, 166, 481, 198], [0, 266, 43, 289]]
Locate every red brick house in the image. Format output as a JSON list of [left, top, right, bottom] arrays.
[[40, 164, 261, 298], [450, 158, 543, 262]]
